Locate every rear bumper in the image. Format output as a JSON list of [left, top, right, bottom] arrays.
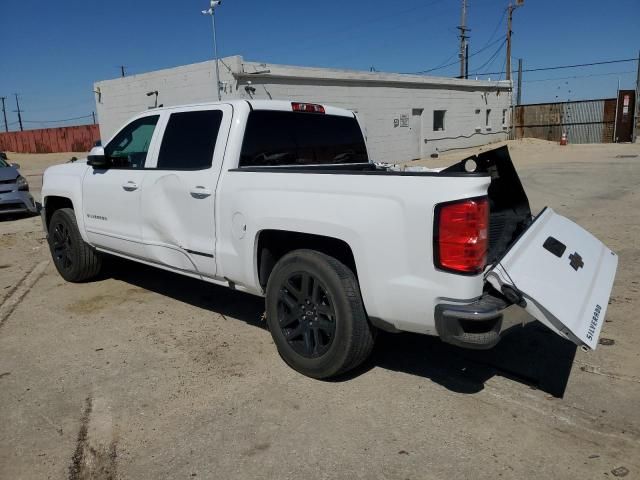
[[435, 294, 509, 349], [0, 190, 38, 214]]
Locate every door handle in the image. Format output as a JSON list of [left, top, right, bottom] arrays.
[[190, 186, 212, 199], [122, 181, 139, 192]]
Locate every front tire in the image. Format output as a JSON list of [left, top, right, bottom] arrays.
[[48, 208, 102, 282], [265, 249, 375, 379]]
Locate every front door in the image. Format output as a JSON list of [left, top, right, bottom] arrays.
[[83, 115, 160, 258], [140, 105, 231, 278]]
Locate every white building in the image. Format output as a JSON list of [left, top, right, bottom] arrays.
[[94, 55, 512, 162]]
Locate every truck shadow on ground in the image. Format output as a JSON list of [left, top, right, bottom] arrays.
[[104, 258, 576, 399], [367, 327, 576, 398]]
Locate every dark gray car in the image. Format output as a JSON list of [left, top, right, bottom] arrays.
[[0, 153, 37, 215]]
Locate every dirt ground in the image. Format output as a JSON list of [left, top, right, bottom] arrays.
[[1, 140, 639, 479]]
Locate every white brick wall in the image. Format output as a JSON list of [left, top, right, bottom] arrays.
[[95, 56, 512, 162]]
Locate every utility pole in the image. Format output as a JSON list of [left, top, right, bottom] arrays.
[[506, 1, 524, 82], [202, 1, 223, 101], [613, 77, 621, 142], [516, 58, 523, 105], [633, 49, 639, 143], [0, 97, 8, 132], [13, 94, 23, 132], [457, 0, 469, 79], [465, 44, 469, 80]]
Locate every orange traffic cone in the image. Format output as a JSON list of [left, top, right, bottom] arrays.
[[560, 132, 568, 146]]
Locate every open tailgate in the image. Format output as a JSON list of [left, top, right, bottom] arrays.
[[486, 208, 618, 349]]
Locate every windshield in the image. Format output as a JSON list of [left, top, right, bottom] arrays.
[[0, 157, 9, 168]]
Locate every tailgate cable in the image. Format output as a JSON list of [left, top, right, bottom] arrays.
[[495, 262, 527, 309]]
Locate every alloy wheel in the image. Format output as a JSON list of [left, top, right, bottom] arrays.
[[277, 272, 336, 358], [52, 222, 73, 271]]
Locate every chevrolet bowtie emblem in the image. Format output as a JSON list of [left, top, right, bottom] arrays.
[[569, 252, 584, 271]]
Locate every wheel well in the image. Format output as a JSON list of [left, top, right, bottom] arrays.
[[44, 196, 74, 229], [257, 230, 357, 289]]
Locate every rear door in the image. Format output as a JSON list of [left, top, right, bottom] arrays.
[[486, 208, 618, 349], [140, 105, 232, 278]]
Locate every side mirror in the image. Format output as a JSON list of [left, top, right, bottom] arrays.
[[11, 163, 21, 169], [87, 146, 110, 169]]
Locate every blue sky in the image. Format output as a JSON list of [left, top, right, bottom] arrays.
[[0, 0, 638, 130]]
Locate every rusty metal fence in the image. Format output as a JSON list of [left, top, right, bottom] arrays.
[[0, 125, 100, 153], [514, 98, 617, 144]]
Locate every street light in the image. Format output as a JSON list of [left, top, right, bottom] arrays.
[[201, 0, 222, 101]]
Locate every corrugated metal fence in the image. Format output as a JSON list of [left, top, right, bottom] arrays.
[[514, 98, 617, 143], [0, 125, 100, 153]]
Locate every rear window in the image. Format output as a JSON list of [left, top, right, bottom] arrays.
[[239, 111, 368, 167]]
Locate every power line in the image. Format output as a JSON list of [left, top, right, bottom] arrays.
[[24, 98, 94, 113], [407, 36, 506, 74], [429, 51, 460, 72], [496, 53, 508, 83], [23, 114, 94, 124], [475, 58, 637, 77], [523, 70, 636, 83], [478, 8, 507, 52], [469, 39, 508, 75]]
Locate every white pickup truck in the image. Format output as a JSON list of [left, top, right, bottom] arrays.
[[41, 100, 618, 379]]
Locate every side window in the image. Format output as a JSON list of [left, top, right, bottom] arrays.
[[156, 110, 223, 170], [105, 115, 159, 169], [433, 110, 446, 131]]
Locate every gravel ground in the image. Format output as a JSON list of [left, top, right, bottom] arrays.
[[0, 140, 639, 480]]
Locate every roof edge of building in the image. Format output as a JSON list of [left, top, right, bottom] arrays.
[[94, 54, 511, 90], [239, 58, 512, 90]]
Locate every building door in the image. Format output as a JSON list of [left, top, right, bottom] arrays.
[[615, 90, 635, 143], [411, 109, 424, 160]]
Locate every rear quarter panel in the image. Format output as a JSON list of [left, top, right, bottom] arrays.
[[216, 170, 491, 334]]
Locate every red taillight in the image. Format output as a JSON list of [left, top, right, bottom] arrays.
[[435, 197, 489, 274], [291, 102, 325, 114]]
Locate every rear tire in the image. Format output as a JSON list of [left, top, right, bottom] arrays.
[[265, 249, 375, 379], [48, 208, 102, 282]]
